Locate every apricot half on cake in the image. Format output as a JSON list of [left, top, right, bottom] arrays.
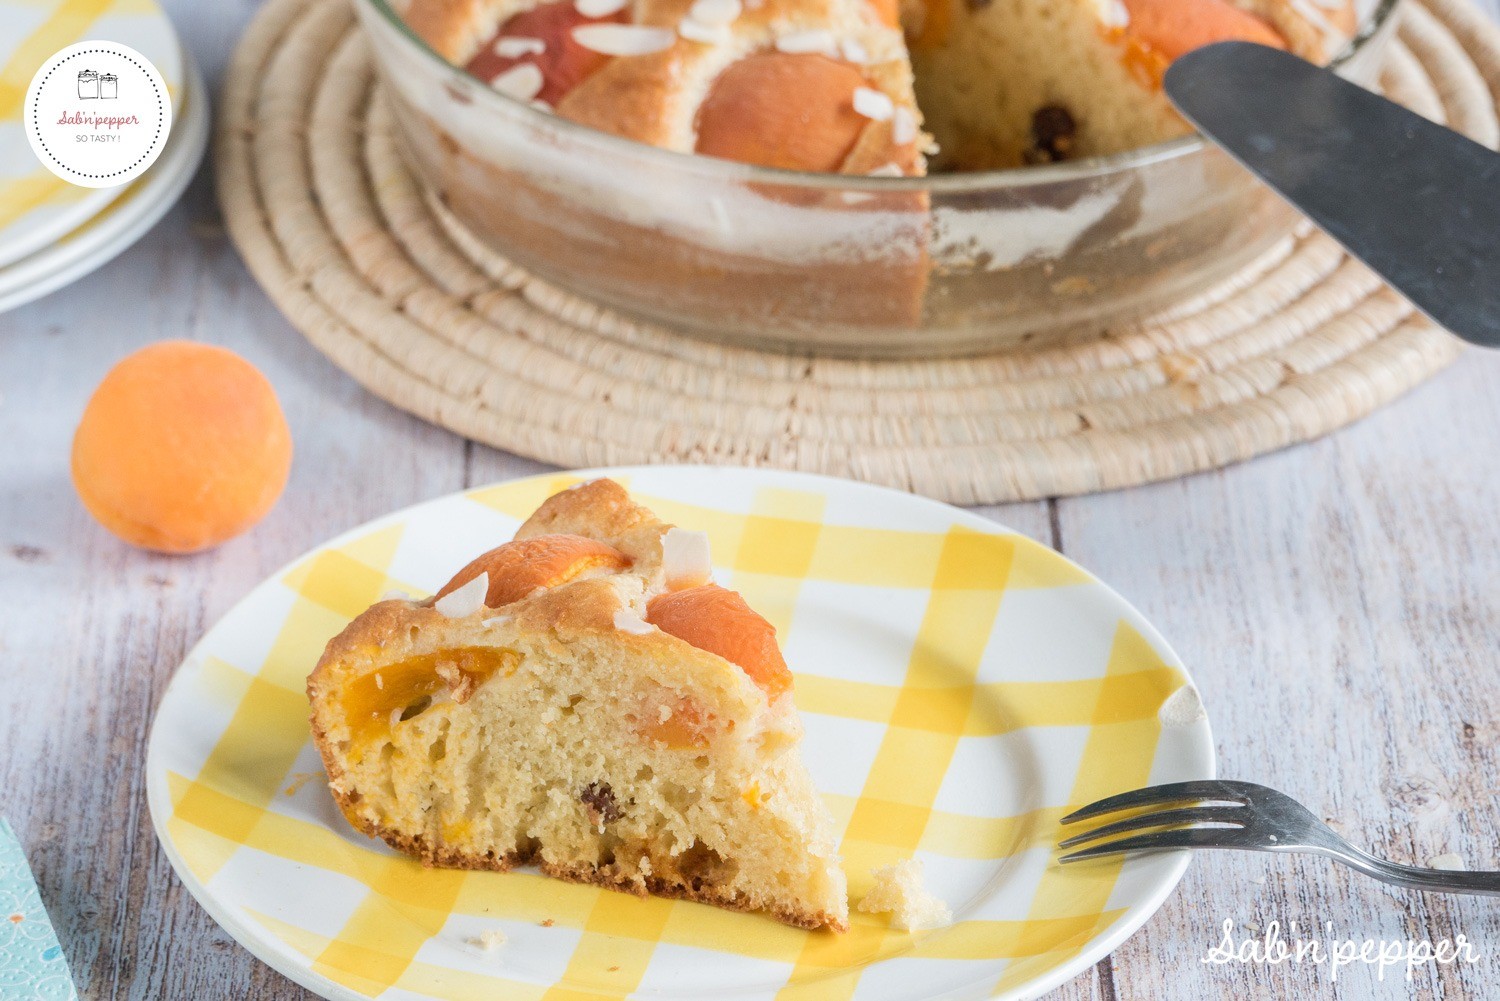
[[307, 478, 849, 931]]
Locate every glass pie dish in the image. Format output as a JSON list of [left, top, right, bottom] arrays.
[[353, 0, 1400, 357]]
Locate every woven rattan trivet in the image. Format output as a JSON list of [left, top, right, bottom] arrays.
[[218, 0, 1499, 505]]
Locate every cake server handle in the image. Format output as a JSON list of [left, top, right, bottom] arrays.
[[1164, 40, 1500, 349]]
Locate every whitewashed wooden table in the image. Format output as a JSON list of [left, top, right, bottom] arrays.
[[4, 1, 1500, 996]]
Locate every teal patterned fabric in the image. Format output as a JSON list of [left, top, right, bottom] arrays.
[[0, 819, 77, 1001]]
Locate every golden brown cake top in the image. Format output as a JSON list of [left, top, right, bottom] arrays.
[[400, 0, 926, 174], [312, 478, 794, 703], [402, 0, 1356, 173]]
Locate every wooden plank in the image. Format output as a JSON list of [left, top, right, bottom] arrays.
[[0, 174, 468, 998], [1053, 350, 1500, 999]]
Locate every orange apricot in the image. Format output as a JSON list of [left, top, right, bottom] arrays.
[[695, 53, 872, 172], [70, 341, 292, 554], [1118, 0, 1286, 86], [646, 584, 792, 699], [436, 533, 631, 608], [634, 695, 718, 749], [465, 0, 628, 106]]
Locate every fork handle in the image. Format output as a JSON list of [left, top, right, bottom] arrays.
[[1321, 845, 1500, 896]]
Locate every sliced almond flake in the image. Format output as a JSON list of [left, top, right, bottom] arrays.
[[530, 99, 554, 113], [1095, 0, 1129, 28], [689, 0, 741, 25], [491, 63, 545, 101], [662, 528, 712, 588], [867, 162, 904, 176], [494, 35, 546, 58], [891, 105, 917, 145], [572, 23, 676, 55], [841, 191, 876, 205], [678, 17, 731, 44], [839, 37, 869, 64], [434, 571, 489, 618], [774, 29, 837, 56], [575, 0, 629, 16], [852, 86, 894, 122], [481, 614, 513, 628], [613, 607, 657, 635], [1287, 0, 1343, 46]]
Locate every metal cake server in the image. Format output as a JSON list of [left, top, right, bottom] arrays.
[[1164, 41, 1500, 348]]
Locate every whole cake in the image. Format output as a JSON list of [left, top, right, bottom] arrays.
[[307, 478, 849, 931], [398, 0, 1355, 173]]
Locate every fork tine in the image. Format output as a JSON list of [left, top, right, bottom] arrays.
[[1060, 781, 1250, 825], [1058, 826, 1247, 863], [1057, 806, 1245, 848]]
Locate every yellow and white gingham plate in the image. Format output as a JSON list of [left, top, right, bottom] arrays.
[[146, 467, 1215, 1001], [0, 0, 185, 271]]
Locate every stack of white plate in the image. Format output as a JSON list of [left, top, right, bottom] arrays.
[[0, 0, 208, 313]]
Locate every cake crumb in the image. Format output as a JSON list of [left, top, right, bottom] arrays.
[[1159, 684, 1207, 727], [858, 859, 952, 931], [607, 965, 621, 972], [1428, 853, 1466, 871], [474, 929, 507, 951], [435, 659, 477, 703], [540, 918, 555, 927], [283, 772, 319, 797]]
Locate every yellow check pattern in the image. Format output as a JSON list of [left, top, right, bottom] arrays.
[[153, 470, 1198, 1001]]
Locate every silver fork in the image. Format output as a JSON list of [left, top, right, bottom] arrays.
[[1058, 780, 1500, 895]]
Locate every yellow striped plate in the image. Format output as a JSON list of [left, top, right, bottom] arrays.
[[0, 0, 184, 270], [146, 467, 1215, 1001]]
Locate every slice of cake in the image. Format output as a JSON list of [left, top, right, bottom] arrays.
[[307, 479, 849, 931], [909, 0, 1357, 169]]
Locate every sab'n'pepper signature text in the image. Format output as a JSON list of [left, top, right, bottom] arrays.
[[55, 109, 139, 129], [1203, 919, 1482, 981]]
